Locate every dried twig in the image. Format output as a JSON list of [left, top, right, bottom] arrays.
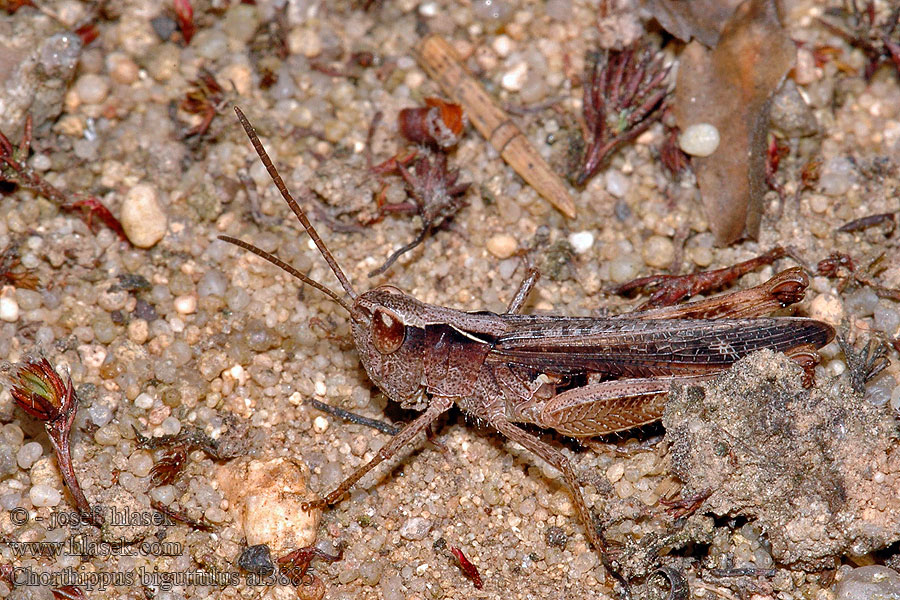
[[614, 247, 787, 309], [417, 34, 576, 218]]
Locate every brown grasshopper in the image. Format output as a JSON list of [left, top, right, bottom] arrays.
[[221, 107, 834, 584]]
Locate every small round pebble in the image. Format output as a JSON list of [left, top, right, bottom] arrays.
[[487, 234, 518, 259], [121, 184, 167, 248], [605, 170, 630, 198], [75, 73, 110, 105], [313, 416, 329, 434], [173, 294, 197, 315], [501, 61, 528, 92], [127, 318, 149, 344], [679, 123, 720, 157], [30, 484, 62, 507], [198, 270, 227, 297], [808, 293, 844, 327], [835, 565, 900, 600], [608, 254, 642, 284], [642, 235, 675, 269], [0, 295, 19, 322], [17, 442, 43, 470], [160, 416, 181, 435], [128, 451, 153, 477], [568, 231, 594, 254]]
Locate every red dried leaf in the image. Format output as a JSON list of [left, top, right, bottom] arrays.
[[62, 197, 128, 241], [51, 586, 85, 600], [173, 0, 195, 45], [450, 546, 483, 589], [398, 97, 466, 148], [74, 23, 99, 46], [0, 0, 35, 14]]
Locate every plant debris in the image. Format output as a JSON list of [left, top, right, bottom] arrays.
[[0, 240, 38, 289], [673, 0, 795, 245], [450, 546, 483, 589], [613, 247, 787, 308], [180, 68, 228, 138], [642, 0, 745, 46], [398, 96, 466, 149], [277, 543, 344, 586], [571, 43, 670, 187], [817, 0, 900, 79], [368, 150, 470, 277], [0, 115, 127, 241], [0, 357, 102, 526]]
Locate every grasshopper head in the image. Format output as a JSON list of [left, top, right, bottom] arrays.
[[349, 286, 430, 411]]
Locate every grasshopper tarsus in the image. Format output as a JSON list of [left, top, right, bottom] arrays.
[[221, 108, 836, 591]]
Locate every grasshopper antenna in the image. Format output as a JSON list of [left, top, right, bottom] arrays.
[[219, 106, 358, 312], [217, 235, 352, 313]]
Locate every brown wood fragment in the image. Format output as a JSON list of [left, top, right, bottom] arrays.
[[673, 0, 794, 245], [416, 34, 577, 219]]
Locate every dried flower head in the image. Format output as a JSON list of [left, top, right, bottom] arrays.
[[0, 242, 39, 290], [0, 357, 102, 526], [180, 69, 228, 138], [2, 357, 73, 423], [369, 150, 470, 276]]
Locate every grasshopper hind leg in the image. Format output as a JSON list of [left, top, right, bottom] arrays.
[[489, 417, 630, 592]]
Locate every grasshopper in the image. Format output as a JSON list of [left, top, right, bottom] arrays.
[[221, 107, 834, 583]]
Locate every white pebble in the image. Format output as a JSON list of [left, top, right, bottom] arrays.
[[121, 183, 167, 248], [173, 294, 197, 315], [160, 416, 181, 435], [17, 442, 43, 469], [30, 484, 61, 507], [501, 61, 528, 92], [487, 234, 518, 259], [134, 393, 154, 409], [0, 294, 19, 322], [678, 123, 720, 157], [150, 485, 176, 504], [605, 170, 630, 198], [313, 416, 329, 434], [399, 516, 432, 540], [492, 35, 513, 57], [568, 231, 594, 254], [75, 73, 110, 105]]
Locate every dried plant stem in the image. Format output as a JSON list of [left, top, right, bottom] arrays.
[[417, 34, 576, 219]]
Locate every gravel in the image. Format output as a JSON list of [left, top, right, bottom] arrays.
[[0, 1, 897, 599]]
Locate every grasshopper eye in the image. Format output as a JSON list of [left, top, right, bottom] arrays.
[[372, 307, 405, 354]]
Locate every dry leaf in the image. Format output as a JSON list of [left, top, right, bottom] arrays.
[[674, 0, 794, 245], [642, 0, 744, 47]]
